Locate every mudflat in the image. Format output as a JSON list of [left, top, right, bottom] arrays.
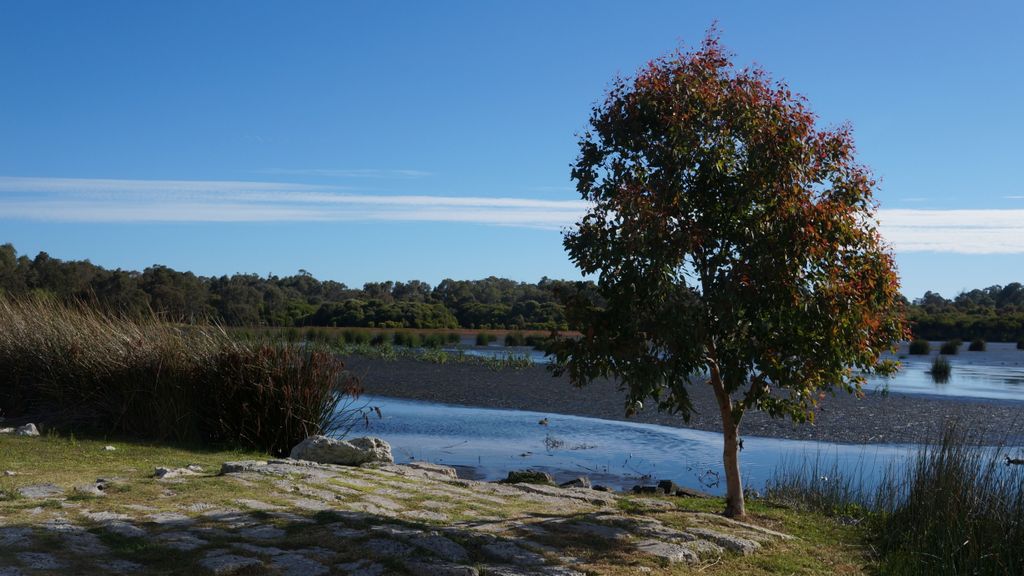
[[345, 357, 1024, 446]]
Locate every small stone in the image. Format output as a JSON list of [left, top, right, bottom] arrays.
[[154, 466, 200, 480], [289, 435, 393, 466], [73, 483, 107, 497], [3, 470, 16, 476], [199, 550, 263, 574], [15, 423, 39, 437], [103, 445, 117, 451], [657, 479, 681, 494]]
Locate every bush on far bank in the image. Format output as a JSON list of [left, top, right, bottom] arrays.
[[908, 339, 931, 355], [968, 338, 986, 352], [939, 339, 962, 355]]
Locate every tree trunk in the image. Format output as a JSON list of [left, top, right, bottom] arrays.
[[709, 359, 746, 518]]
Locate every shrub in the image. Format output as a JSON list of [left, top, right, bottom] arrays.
[[0, 297, 362, 456], [908, 339, 931, 355], [392, 332, 420, 348], [968, 338, 986, 352], [446, 332, 462, 344], [420, 334, 444, 349], [1018, 339, 1024, 350], [476, 332, 497, 346], [369, 332, 388, 347], [929, 356, 951, 383], [939, 339, 961, 355], [504, 332, 526, 346]]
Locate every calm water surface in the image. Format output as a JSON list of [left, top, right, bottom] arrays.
[[351, 395, 919, 494], [455, 341, 1024, 402]]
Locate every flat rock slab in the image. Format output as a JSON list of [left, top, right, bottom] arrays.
[[270, 553, 330, 576], [634, 539, 699, 564], [16, 551, 64, 570], [18, 483, 63, 499], [481, 541, 547, 566], [237, 525, 286, 540], [0, 527, 33, 547], [364, 538, 415, 557], [409, 533, 470, 563], [199, 551, 263, 574], [156, 530, 208, 551], [405, 561, 479, 576]]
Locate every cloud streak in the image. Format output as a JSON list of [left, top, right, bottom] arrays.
[[2, 177, 1023, 253]]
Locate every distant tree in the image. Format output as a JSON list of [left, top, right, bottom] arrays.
[[553, 32, 908, 517]]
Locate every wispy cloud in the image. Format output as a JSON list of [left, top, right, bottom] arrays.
[[258, 168, 432, 179], [877, 209, 1024, 254], [2, 177, 1023, 253], [0, 176, 584, 230]]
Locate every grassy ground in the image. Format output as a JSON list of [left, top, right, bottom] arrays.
[[0, 433, 876, 575]]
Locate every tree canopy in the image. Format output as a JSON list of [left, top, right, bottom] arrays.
[[553, 32, 909, 517]]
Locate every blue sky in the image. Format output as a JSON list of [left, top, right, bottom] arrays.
[[1, 1, 1022, 298]]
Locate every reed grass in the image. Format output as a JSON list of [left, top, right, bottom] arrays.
[[0, 297, 361, 456], [766, 424, 1024, 575], [929, 355, 952, 383], [476, 332, 497, 346], [968, 337, 987, 352]]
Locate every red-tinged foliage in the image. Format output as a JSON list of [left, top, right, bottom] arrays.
[[552, 29, 909, 518]]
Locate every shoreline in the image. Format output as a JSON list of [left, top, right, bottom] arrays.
[[344, 356, 1024, 446]]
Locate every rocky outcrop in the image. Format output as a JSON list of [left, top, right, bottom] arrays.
[[501, 470, 554, 485], [289, 436, 393, 466]]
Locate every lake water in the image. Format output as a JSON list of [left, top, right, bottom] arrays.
[[352, 395, 919, 494], [454, 340, 1024, 402]]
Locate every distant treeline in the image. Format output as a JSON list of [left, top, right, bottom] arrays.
[[0, 244, 594, 330], [2, 243, 1022, 340], [907, 286, 1024, 342]]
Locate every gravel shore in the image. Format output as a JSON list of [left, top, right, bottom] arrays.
[[345, 356, 1024, 446]]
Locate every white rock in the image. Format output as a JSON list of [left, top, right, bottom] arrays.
[[289, 435, 393, 466], [15, 424, 39, 437], [103, 445, 116, 451]]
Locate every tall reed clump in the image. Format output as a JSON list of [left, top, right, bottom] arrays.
[[968, 337, 987, 352], [476, 332, 496, 346], [0, 297, 361, 456], [1018, 339, 1024, 350], [908, 339, 931, 355], [874, 426, 1024, 575], [929, 355, 952, 383]]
